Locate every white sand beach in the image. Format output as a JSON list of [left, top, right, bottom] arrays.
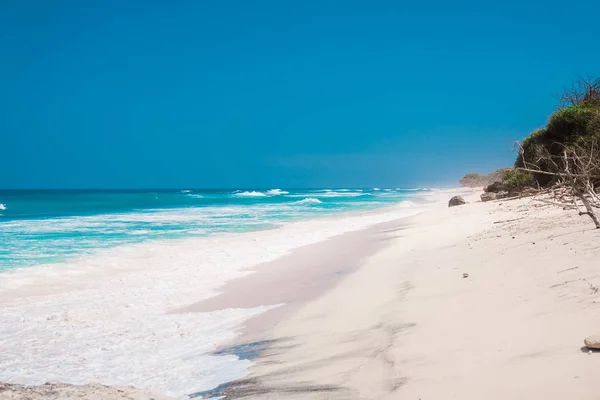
[[3, 189, 599, 400], [198, 190, 600, 399]]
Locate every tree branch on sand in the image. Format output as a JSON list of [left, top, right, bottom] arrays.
[[515, 140, 600, 229]]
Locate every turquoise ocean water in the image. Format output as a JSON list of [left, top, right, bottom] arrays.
[[0, 188, 427, 272]]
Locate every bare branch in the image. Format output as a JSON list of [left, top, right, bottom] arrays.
[[514, 138, 600, 228], [558, 77, 600, 108]]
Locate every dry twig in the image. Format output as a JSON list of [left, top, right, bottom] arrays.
[[581, 278, 599, 294], [514, 140, 600, 229]]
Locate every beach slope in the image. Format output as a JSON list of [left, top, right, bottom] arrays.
[[222, 194, 600, 399]]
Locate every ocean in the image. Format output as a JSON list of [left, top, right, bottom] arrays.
[[0, 188, 431, 271], [0, 188, 444, 398]]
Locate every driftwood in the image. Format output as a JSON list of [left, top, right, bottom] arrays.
[[557, 266, 579, 274], [493, 218, 525, 224], [531, 197, 578, 209], [515, 141, 600, 229]]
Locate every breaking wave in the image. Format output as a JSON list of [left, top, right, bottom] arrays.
[[266, 189, 289, 195], [234, 191, 267, 197], [294, 198, 322, 205]]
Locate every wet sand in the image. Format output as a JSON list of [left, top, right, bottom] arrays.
[[180, 217, 412, 345]]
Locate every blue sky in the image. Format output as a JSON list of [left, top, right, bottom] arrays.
[[1, 0, 599, 188]]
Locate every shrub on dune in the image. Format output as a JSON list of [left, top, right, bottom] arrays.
[[515, 88, 600, 187], [501, 169, 534, 192], [545, 106, 595, 143]]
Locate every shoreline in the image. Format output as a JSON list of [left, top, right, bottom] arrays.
[[0, 189, 467, 398], [180, 215, 413, 349], [0, 190, 444, 301], [4, 187, 598, 399]]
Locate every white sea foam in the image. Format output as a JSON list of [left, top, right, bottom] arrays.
[[0, 195, 449, 398], [266, 189, 289, 195], [294, 197, 323, 205], [180, 190, 191, 193], [186, 194, 204, 199], [318, 191, 364, 197], [0, 203, 6, 211], [395, 200, 418, 208], [284, 191, 365, 198], [234, 191, 267, 197], [127, 229, 152, 235]]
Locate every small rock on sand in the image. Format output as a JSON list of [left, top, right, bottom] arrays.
[[480, 192, 497, 202], [448, 196, 466, 207], [484, 181, 506, 193], [584, 335, 600, 349]]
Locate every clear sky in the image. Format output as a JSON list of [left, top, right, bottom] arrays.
[[1, 0, 599, 189]]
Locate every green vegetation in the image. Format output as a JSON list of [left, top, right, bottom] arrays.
[[546, 106, 595, 141], [501, 169, 534, 192], [588, 112, 600, 137], [516, 77, 600, 186], [517, 128, 545, 167]]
